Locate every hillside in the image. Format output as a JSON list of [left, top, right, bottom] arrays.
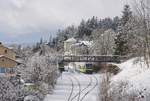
[[111, 58, 150, 100]]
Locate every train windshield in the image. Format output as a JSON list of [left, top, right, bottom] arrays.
[[85, 64, 92, 69]]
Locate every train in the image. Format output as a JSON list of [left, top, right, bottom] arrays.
[[59, 62, 93, 74], [78, 63, 93, 74]]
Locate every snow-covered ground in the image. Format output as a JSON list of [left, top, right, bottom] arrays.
[[44, 57, 150, 101], [44, 72, 100, 101], [111, 57, 150, 99]]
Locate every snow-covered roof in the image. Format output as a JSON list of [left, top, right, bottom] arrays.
[[79, 41, 93, 47], [70, 41, 93, 48], [0, 44, 16, 54], [7, 46, 14, 49], [71, 42, 87, 47], [0, 55, 4, 58], [65, 38, 77, 43], [64, 52, 72, 55]]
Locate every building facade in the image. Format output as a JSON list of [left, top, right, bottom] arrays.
[[0, 42, 18, 75], [71, 43, 89, 55], [0, 43, 16, 60], [64, 38, 92, 55]]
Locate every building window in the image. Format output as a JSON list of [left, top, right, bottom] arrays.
[[0, 67, 6, 73], [4, 50, 7, 54]]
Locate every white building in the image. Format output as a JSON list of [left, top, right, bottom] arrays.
[[64, 37, 93, 55], [64, 38, 77, 55]]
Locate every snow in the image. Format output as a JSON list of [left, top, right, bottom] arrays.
[[71, 41, 93, 48], [0, 55, 4, 58], [111, 57, 150, 93], [24, 95, 40, 101], [44, 72, 100, 101], [64, 52, 71, 55], [65, 38, 77, 43], [79, 41, 93, 47]]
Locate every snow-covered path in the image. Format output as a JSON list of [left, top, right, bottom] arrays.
[[44, 72, 100, 101]]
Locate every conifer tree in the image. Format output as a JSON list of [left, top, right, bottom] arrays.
[[114, 5, 132, 55]]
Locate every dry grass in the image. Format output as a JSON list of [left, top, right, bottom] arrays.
[[99, 73, 112, 101]]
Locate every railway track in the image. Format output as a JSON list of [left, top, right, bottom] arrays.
[[70, 74, 92, 101], [67, 77, 74, 101], [67, 74, 98, 101], [79, 75, 98, 101], [67, 74, 81, 101], [72, 75, 81, 101]]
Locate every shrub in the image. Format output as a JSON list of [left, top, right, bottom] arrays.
[[99, 73, 141, 101], [99, 73, 112, 101], [93, 64, 101, 73], [0, 76, 24, 101], [106, 64, 120, 75]]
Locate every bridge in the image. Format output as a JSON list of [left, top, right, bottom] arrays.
[[59, 55, 126, 63]]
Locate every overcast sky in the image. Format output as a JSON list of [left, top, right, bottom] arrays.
[[0, 0, 130, 44]]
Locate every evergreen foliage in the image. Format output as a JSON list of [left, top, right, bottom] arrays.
[[114, 5, 132, 55]]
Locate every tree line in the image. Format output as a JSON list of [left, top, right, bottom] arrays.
[[54, 1, 150, 65], [54, 5, 130, 55]]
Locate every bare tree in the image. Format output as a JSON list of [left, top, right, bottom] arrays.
[[127, 0, 150, 67], [92, 29, 116, 55], [16, 44, 59, 101]]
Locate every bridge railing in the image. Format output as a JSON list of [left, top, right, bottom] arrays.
[[60, 55, 127, 63]]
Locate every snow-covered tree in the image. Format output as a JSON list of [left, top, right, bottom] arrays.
[[112, 16, 120, 31], [125, 0, 150, 65], [100, 18, 114, 30], [56, 25, 77, 51], [92, 29, 116, 55], [0, 76, 24, 101], [76, 16, 98, 39], [15, 44, 59, 100], [114, 5, 132, 56]]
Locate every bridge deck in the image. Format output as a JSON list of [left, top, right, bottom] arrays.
[[61, 55, 125, 63]]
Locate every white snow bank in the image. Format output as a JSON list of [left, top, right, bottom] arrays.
[[111, 57, 150, 92]]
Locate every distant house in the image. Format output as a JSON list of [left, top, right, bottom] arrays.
[[71, 42, 89, 55], [0, 42, 19, 76], [64, 38, 93, 55], [64, 38, 77, 55], [0, 43, 16, 60], [64, 38, 94, 71]]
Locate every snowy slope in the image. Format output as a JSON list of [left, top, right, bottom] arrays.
[[111, 57, 150, 95]]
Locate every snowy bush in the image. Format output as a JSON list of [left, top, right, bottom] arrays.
[[20, 55, 58, 100], [99, 58, 150, 101], [99, 74, 139, 101], [24, 95, 40, 101], [99, 73, 112, 101], [15, 44, 59, 101], [0, 76, 25, 101]]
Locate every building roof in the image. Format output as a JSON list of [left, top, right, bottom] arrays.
[[65, 38, 77, 43], [79, 41, 93, 46], [71, 41, 93, 47], [0, 55, 4, 58], [71, 42, 87, 47], [0, 44, 16, 54]]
